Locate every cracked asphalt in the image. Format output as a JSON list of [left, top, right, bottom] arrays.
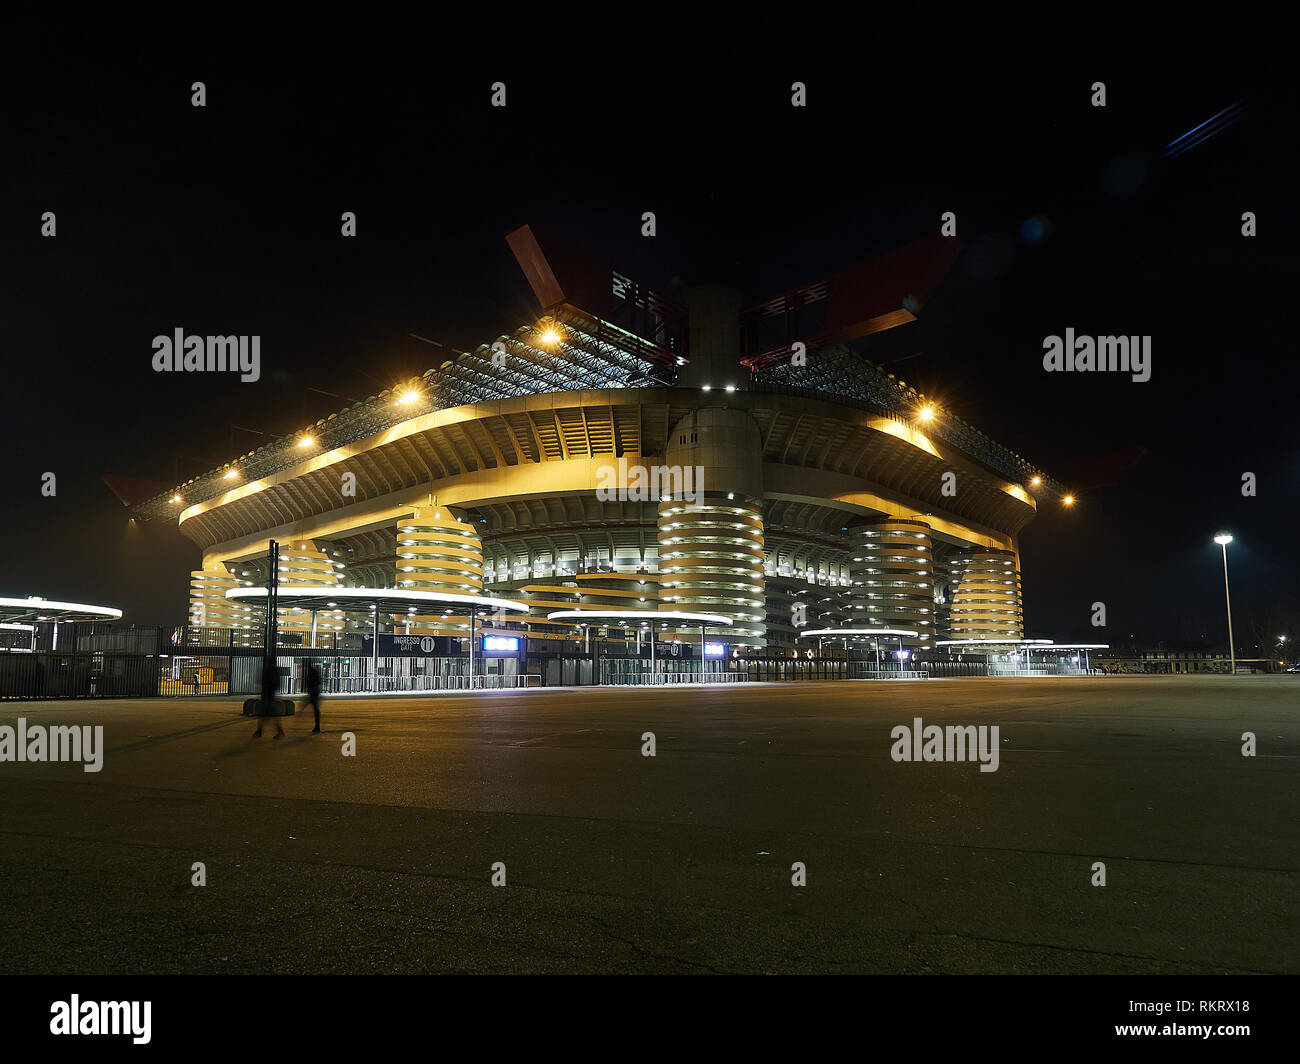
[[0, 675, 1295, 974]]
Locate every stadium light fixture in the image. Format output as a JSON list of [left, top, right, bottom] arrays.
[[298, 437, 314, 448], [918, 405, 935, 421], [1031, 476, 1041, 486], [1062, 495, 1075, 506]]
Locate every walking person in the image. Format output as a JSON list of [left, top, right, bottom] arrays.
[[253, 701, 286, 739], [191, 670, 200, 695], [304, 661, 323, 733], [253, 656, 285, 739]]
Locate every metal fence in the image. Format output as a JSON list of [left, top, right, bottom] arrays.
[[987, 665, 1090, 677], [0, 651, 158, 700], [914, 661, 989, 678], [848, 667, 931, 680], [600, 670, 749, 686], [320, 674, 541, 694]]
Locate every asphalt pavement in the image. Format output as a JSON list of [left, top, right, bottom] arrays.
[[0, 676, 1295, 973]]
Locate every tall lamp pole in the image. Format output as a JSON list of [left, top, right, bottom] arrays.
[[261, 539, 280, 707], [1213, 533, 1236, 676]]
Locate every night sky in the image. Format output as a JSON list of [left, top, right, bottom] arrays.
[[3, 42, 1295, 653]]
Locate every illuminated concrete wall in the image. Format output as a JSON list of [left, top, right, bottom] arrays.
[[948, 547, 1024, 640], [511, 573, 662, 647], [846, 518, 936, 645], [765, 575, 849, 647]]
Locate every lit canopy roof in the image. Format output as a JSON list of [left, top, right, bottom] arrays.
[[935, 639, 1108, 650], [798, 628, 919, 638], [227, 587, 529, 615], [0, 596, 123, 623], [936, 638, 1055, 647], [546, 609, 731, 627]]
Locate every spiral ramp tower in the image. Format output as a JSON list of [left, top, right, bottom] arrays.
[[396, 509, 486, 636], [846, 518, 936, 645], [948, 547, 1024, 640], [656, 407, 767, 645]]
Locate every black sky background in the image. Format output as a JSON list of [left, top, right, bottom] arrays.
[[2, 39, 1296, 652]]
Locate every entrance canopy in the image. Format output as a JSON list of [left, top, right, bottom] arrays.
[[0, 596, 123, 623], [226, 586, 529, 615], [936, 638, 1054, 648], [545, 609, 731, 627], [799, 628, 918, 639], [936, 639, 1109, 651], [1019, 643, 1110, 651]]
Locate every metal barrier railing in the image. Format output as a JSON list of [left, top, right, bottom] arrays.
[[987, 666, 1086, 677], [160, 678, 231, 696], [315, 674, 541, 694], [599, 671, 749, 685], [849, 668, 930, 680]]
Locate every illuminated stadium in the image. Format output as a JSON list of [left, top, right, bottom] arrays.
[[122, 226, 1070, 685]]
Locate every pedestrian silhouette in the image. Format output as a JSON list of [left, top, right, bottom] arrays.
[[304, 661, 322, 733], [253, 656, 285, 739]]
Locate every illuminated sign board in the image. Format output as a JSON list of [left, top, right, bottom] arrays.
[[363, 635, 452, 656], [704, 642, 726, 658], [483, 635, 519, 653]]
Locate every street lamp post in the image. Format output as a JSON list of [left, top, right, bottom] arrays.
[[1214, 534, 1236, 676], [469, 607, 476, 688]]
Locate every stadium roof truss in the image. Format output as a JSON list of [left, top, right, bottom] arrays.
[[132, 317, 1060, 524]]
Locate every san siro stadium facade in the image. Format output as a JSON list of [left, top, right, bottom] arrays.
[[126, 226, 1068, 683]]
